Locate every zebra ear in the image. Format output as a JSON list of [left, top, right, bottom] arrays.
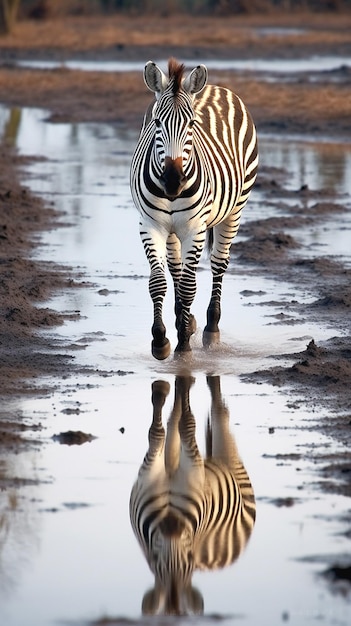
[[183, 64, 208, 95], [144, 61, 168, 97]]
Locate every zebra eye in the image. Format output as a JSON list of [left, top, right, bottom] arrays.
[[189, 119, 196, 128], [154, 119, 161, 128]]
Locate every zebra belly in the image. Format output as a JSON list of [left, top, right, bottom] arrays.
[[139, 197, 209, 241]]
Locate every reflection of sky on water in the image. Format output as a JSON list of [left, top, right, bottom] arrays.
[[2, 105, 350, 273], [17, 55, 351, 75], [1, 375, 350, 626], [0, 104, 350, 625], [257, 136, 351, 261], [260, 135, 351, 194]]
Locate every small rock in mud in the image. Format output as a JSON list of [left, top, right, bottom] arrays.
[[97, 288, 122, 296], [240, 289, 266, 297], [271, 496, 297, 507], [305, 338, 324, 357], [61, 407, 81, 415], [52, 430, 96, 445], [63, 502, 91, 510]]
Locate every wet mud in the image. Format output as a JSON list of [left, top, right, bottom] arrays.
[[0, 147, 74, 449], [236, 169, 351, 421], [234, 164, 351, 502]]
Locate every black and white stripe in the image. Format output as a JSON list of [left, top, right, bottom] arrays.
[[129, 376, 256, 616], [130, 58, 258, 359]]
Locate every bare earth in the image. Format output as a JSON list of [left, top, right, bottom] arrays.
[[0, 11, 350, 513]]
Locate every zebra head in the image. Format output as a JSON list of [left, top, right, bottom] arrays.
[[144, 58, 208, 199], [143, 511, 204, 615]]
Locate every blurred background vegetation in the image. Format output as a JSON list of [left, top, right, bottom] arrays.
[[1, 0, 350, 34]]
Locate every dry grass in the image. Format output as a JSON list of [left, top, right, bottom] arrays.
[[0, 13, 351, 51]]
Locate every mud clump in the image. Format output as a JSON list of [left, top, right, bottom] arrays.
[[321, 564, 351, 596], [235, 231, 298, 264], [323, 565, 351, 583], [243, 337, 351, 414], [52, 430, 96, 445]]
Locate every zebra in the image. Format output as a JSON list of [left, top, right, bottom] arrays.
[[130, 58, 258, 359], [129, 375, 256, 615]]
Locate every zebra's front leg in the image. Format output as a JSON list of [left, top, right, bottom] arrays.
[[175, 234, 205, 355], [142, 225, 171, 360], [166, 233, 182, 324], [148, 380, 169, 452], [149, 263, 171, 360], [175, 294, 197, 354], [166, 233, 197, 343]]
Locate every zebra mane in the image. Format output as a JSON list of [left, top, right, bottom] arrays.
[[168, 58, 185, 95]]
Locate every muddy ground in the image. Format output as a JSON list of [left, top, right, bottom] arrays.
[[0, 11, 350, 518]]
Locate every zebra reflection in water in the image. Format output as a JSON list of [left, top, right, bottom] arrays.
[[129, 376, 256, 615]]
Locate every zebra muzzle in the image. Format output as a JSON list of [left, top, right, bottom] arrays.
[[159, 156, 187, 199], [159, 512, 186, 538]]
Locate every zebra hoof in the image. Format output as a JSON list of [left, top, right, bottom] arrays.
[[189, 314, 197, 335], [152, 380, 170, 404], [174, 341, 192, 357], [202, 330, 220, 349], [152, 339, 171, 360], [174, 348, 192, 358]]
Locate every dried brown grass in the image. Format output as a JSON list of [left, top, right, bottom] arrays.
[[0, 13, 351, 51]]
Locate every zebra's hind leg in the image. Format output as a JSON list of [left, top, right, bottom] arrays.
[[203, 271, 224, 348], [203, 215, 240, 348], [203, 257, 227, 348]]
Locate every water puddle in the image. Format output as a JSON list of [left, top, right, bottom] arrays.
[[0, 105, 350, 625], [16, 54, 351, 78]]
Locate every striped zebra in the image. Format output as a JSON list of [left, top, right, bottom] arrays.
[[129, 375, 256, 615], [130, 58, 258, 359]]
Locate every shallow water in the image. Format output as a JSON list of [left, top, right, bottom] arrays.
[[0, 105, 350, 626], [16, 54, 351, 77]]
